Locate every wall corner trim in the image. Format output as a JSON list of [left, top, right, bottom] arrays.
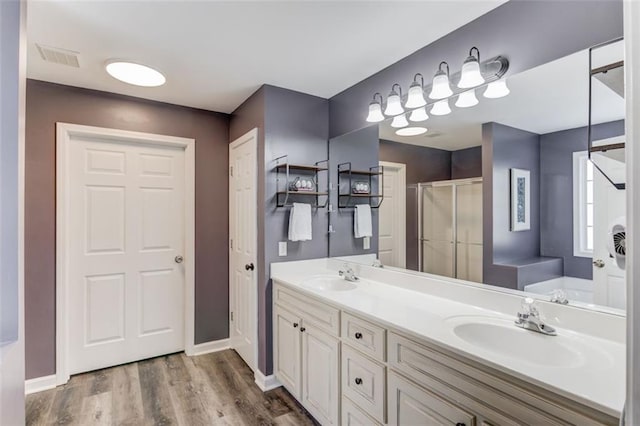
[[254, 370, 281, 392], [186, 338, 230, 357], [25, 375, 57, 395]]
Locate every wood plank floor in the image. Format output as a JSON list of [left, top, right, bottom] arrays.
[[26, 350, 317, 426]]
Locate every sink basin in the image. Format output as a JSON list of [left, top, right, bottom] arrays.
[[302, 275, 357, 292], [447, 316, 613, 369]]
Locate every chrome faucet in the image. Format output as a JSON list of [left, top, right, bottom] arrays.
[[550, 289, 569, 305], [372, 259, 384, 268], [514, 298, 557, 336], [339, 263, 359, 282]]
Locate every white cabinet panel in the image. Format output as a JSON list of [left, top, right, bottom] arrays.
[[274, 306, 302, 399], [342, 345, 386, 423]]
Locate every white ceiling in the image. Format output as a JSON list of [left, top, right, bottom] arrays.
[[26, 0, 507, 113], [380, 46, 626, 151]]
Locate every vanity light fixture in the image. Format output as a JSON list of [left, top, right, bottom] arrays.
[[405, 73, 427, 108], [455, 89, 479, 108], [396, 127, 428, 136], [409, 106, 429, 122], [458, 47, 485, 88], [484, 79, 510, 98], [428, 62, 453, 99], [105, 60, 166, 87], [430, 99, 451, 116], [366, 93, 385, 122], [384, 84, 404, 116], [391, 113, 409, 128]]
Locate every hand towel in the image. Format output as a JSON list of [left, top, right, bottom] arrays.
[[288, 203, 312, 241], [354, 204, 372, 238]]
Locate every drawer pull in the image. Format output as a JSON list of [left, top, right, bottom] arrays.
[[293, 323, 299, 328], [300, 327, 306, 332], [354, 377, 363, 385], [456, 423, 466, 426], [355, 332, 363, 339]]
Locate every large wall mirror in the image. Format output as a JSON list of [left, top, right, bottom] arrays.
[[329, 40, 626, 314]]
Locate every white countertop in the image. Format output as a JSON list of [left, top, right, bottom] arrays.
[[271, 258, 625, 418]]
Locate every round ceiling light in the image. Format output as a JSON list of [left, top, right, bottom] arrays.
[[396, 127, 427, 136], [105, 61, 166, 87]]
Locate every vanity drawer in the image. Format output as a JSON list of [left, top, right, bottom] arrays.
[[273, 282, 340, 336], [342, 344, 386, 423], [342, 396, 383, 426], [341, 312, 386, 361]]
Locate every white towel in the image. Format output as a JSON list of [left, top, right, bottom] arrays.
[[354, 204, 372, 238], [288, 203, 312, 241]]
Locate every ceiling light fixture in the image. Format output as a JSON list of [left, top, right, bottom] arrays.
[[409, 106, 429, 122], [431, 99, 451, 116], [396, 127, 428, 136], [455, 89, 479, 108], [458, 47, 485, 88], [483, 79, 510, 98], [105, 61, 166, 87], [384, 84, 404, 116], [405, 73, 427, 108], [429, 62, 453, 100], [391, 113, 409, 128], [366, 92, 385, 122]]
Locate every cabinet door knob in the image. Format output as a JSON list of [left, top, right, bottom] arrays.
[[355, 332, 363, 339], [293, 323, 299, 328], [456, 423, 466, 426], [300, 327, 306, 332], [354, 377, 363, 385]]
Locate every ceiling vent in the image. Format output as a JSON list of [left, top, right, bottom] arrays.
[[424, 131, 443, 138], [36, 44, 80, 68]]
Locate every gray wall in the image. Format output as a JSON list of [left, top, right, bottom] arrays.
[[452, 146, 482, 180], [328, 0, 623, 139], [230, 85, 330, 376], [540, 120, 625, 279], [329, 126, 379, 258], [25, 80, 230, 379]]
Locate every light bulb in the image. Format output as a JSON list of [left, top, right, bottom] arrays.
[[484, 79, 510, 98], [384, 86, 404, 116], [430, 100, 451, 116], [391, 114, 409, 128], [405, 82, 426, 108], [396, 127, 427, 136], [409, 107, 429, 122], [366, 101, 385, 122], [428, 71, 453, 100], [455, 90, 479, 108]]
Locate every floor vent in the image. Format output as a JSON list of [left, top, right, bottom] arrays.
[[36, 44, 80, 68]]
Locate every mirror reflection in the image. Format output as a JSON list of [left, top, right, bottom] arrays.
[[329, 43, 626, 312]]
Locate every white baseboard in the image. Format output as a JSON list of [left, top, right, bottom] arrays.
[[254, 370, 281, 392], [186, 338, 230, 356], [25, 374, 57, 395]]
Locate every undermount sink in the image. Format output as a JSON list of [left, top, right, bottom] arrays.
[[302, 275, 357, 292], [446, 316, 613, 369]]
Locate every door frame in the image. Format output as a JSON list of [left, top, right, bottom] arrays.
[[228, 128, 259, 372], [379, 161, 407, 268], [55, 122, 196, 385]]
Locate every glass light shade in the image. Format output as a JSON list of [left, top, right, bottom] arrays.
[[106, 61, 166, 87], [455, 90, 479, 108], [430, 100, 451, 116], [405, 83, 427, 108], [457, 58, 485, 88], [391, 114, 409, 128], [409, 107, 429, 122], [484, 79, 510, 98], [384, 92, 404, 116], [396, 127, 427, 136], [428, 71, 453, 99], [366, 101, 385, 122]]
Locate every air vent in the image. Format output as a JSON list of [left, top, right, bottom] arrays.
[[36, 44, 80, 68], [424, 132, 443, 138]]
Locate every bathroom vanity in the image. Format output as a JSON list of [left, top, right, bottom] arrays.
[[271, 258, 624, 425]]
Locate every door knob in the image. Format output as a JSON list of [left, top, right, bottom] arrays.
[[354, 377, 363, 385], [175, 255, 184, 264], [593, 259, 605, 268], [245, 263, 255, 271]]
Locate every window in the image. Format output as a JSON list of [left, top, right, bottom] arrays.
[[573, 151, 594, 257]]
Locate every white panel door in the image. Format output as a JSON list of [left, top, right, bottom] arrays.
[[302, 324, 339, 426], [68, 138, 185, 375], [593, 167, 626, 309], [229, 130, 258, 372], [378, 162, 406, 268]]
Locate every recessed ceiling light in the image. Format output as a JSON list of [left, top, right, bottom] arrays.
[[396, 127, 427, 136], [105, 61, 166, 87]]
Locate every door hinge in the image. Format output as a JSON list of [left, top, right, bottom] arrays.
[[230, 311, 234, 321], [230, 238, 233, 249], [230, 166, 234, 177]]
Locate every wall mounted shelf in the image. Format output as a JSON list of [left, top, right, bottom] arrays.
[[337, 162, 384, 208], [274, 155, 329, 208]]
